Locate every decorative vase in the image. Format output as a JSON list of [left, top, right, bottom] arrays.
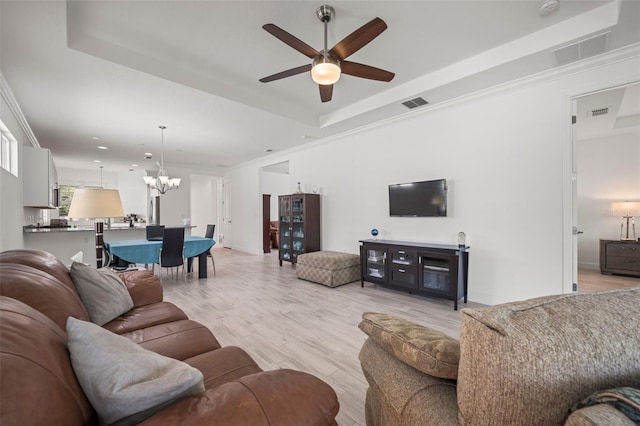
[[295, 182, 303, 194]]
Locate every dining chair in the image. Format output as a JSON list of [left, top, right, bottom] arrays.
[[205, 224, 216, 276], [145, 225, 165, 241], [158, 227, 185, 280]]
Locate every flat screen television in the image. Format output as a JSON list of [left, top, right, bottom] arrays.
[[388, 179, 447, 217]]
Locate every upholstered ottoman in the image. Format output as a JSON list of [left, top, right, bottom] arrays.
[[296, 251, 360, 288]]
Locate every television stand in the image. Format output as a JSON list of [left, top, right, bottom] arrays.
[[360, 239, 469, 310]]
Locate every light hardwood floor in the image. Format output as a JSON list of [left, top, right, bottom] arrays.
[[578, 268, 640, 292], [160, 248, 484, 426], [160, 250, 640, 425]]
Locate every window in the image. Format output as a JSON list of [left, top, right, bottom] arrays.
[[59, 185, 103, 218], [58, 185, 77, 217], [0, 120, 18, 176]]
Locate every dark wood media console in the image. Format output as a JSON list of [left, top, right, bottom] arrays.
[[359, 239, 470, 310]]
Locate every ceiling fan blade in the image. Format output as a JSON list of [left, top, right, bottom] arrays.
[[262, 24, 320, 59], [319, 84, 333, 103], [259, 64, 312, 83], [329, 17, 387, 60], [341, 61, 395, 82]]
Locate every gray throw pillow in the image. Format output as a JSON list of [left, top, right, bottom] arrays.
[[69, 262, 134, 325], [66, 317, 205, 426]]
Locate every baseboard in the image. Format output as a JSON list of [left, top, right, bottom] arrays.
[[578, 262, 599, 271]]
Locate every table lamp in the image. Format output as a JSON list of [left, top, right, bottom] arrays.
[[610, 201, 640, 240], [68, 188, 125, 268]]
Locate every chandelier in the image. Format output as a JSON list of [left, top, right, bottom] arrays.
[[143, 125, 181, 194]]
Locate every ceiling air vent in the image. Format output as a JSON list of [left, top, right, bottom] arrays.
[[591, 107, 609, 117], [551, 32, 610, 67], [402, 97, 429, 109]]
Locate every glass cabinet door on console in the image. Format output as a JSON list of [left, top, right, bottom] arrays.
[[419, 253, 458, 295], [364, 248, 387, 282], [278, 193, 320, 266]]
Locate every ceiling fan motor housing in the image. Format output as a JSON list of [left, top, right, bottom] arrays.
[[316, 5, 335, 22]]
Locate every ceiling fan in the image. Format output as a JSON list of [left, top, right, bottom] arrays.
[[259, 5, 395, 103]]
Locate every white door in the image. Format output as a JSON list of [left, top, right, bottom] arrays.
[[221, 177, 232, 248], [571, 99, 579, 292]]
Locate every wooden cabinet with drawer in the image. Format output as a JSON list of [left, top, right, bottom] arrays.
[[388, 248, 418, 289], [360, 239, 470, 310], [599, 239, 640, 277]]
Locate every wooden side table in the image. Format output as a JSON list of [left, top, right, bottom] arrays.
[[599, 239, 640, 277]]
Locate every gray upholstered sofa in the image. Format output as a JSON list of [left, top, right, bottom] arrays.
[[358, 287, 640, 425]]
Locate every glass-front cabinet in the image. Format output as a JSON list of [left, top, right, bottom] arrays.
[[278, 193, 320, 265]]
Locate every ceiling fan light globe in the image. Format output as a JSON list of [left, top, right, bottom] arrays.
[[311, 61, 341, 85]]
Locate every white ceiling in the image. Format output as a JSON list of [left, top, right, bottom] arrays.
[[1, 0, 639, 175]]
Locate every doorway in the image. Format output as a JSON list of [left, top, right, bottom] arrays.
[[573, 81, 640, 292], [259, 161, 290, 255], [222, 177, 232, 248], [263, 194, 271, 253]]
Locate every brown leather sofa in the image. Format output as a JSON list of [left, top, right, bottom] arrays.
[[0, 249, 339, 425]]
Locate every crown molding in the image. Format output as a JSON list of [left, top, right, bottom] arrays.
[[0, 72, 40, 148]]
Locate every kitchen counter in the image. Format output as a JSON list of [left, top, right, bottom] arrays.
[[24, 225, 146, 233], [23, 225, 196, 234], [24, 225, 197, 267]]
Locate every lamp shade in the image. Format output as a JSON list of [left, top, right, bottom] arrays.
[[611, 201, 640, 217], [68, 188, 125, 219]]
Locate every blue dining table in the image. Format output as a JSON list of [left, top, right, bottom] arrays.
[[104, 236, 215, 278]]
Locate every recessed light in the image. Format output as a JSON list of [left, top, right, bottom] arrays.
[[144, 152, 153, 156], [131, 164, 139, 167], [97, 145, 108, 150], [266, 149, 273, 152], [129, 169, 134, 172], [93, 160, 101, 163], [92, 136, 101, 140]]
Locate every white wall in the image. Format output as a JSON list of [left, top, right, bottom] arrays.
[[190, 173, 220, 239], [0, 95, 28, 250], [260, 170, 290, 221], [0, 166, 22, 250], [225, 53, 640, 306], [577, 132, 640, 269]]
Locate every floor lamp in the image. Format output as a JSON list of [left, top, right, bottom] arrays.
[[68, 188, 125, 268], [611, 201, 640, 241]]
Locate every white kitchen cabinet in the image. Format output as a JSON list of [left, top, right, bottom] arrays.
[[23, 146, 58, 208]]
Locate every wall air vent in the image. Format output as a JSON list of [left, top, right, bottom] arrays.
[[402, 97, 429, 109], [551, 32, 610, 67], [591, 107, 609, 117]]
